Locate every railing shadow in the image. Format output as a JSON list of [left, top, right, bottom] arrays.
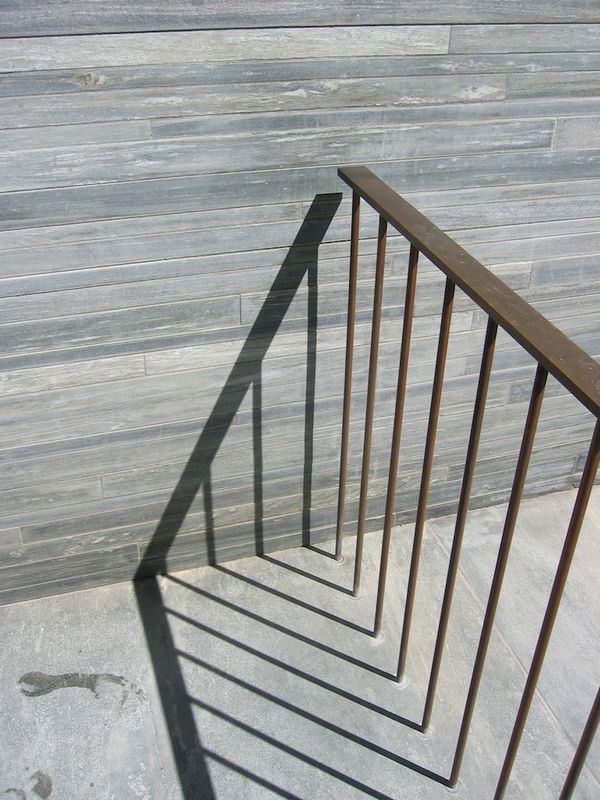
[[133, 194, 342, 799]]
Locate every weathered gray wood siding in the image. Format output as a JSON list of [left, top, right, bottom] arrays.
[[1, 5, 599, 603]]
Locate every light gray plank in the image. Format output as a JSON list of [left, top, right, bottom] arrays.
[[0, 74, 507, 130], [0, 316, 473, 483], [555, 116, 600, 150], [0, 216, 336, 279], [450, 24, 600, 54], [0, 335, 464, 451], [0, 121, 554, 197], [0, 266, 334, 323], [240, 263, 531, 325], [0, 544, 138, 594], [0, 53, 568, 98], [448, 217, 600, 249], [393, 231, 600, 274], [1, 396, 587, 533], [0, 247, 363, 300], [0, 477, 102, 518], [3, 0, 598, 36], [3, 2, 598, 37], [144, 313, 473, 376], [19, 459, 345, 544], [0, 313, 322, 373], [422, 195, 600, 233], [3, 52, 600, 97], [0, 557, 138, 605], [0, 120, 150, 151], [0, 355, 146, 397], [88, 412, 581, 512], [0, 205, 553, 292], [5, 147, 600, 232], [0, 27, 450, 72], [0, 337, 497, 460], [521, 293, 600, 336], [465, 327, 600, 374], [530, 254, 600, 287], [0, 295, 240, 358], [2, 197, 597, 296], [0, 202, 301, 252], [97, 97, 600, 141], [0, 528, 21, 546], [508, 72, 600, 99]]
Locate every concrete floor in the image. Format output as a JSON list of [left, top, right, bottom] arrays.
[[1, 488, 598, 800]]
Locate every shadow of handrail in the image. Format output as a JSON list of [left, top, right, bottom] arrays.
[[133, 194, 342, 799]]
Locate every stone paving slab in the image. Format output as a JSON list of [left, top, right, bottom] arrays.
[[0, 488, 598, 799]]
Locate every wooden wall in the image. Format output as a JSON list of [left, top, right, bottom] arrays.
[[1, 4, 599, 603]]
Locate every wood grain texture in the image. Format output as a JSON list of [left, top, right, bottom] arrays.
[[1, 118, 553, 192], [554, 116, 600, 150], [6, 143, 600, 232], [3, 2, 598, 37], [0, 75, 507, 130], [1, 11, 599, 602], [4, 53, 600, 98], [450, 24, 600, 54], [0, 27, 451, 72]]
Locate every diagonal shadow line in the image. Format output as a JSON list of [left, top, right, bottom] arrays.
[[301, 543, 340, 559], [215, 563, 371, 634], [133, 577, 216, 800], [187, 694, 445, 793], [136, 194, 341, 577], [165, 605, 420, 729], [202, 749, 304, 800], [167, 574, 394, 680], [258, 553, 355, 594], [133, 194, 343, 800], [180, 651, 446, 784]]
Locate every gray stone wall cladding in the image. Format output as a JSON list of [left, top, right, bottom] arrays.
[[0, 6, 599, 602]]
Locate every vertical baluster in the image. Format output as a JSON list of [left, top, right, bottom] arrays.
[[421, 317, 497, 728], [352, 215, 387, 596], [449, 363, 548, 787], [493, 419, 600, 799], [335, 192, 361, 561], [559, 687, 600, 800], [373, 244, 419, 636], [396, 276, 455, 678]]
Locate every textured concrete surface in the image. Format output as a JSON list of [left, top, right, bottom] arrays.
[[0, 487, 598, 799]]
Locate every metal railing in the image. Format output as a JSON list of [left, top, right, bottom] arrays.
[[334, 166, 600, 798]]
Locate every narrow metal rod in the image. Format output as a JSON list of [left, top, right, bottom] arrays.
[[373, 244, 420, 636], [421, 317, 498, 729], [494, 419, 600, 800], [335, 191, 361, 561], [559, 687, 600, 800], [449, 363, 548, 788], [396, 277, 455, 678], [352, 215, 388, 596]]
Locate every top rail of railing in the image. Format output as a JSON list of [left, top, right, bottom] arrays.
[[338, 165, 600, 419]]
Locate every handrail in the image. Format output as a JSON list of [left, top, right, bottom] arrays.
[[334, 165, 600, 798], [338, 165, 600, 419]]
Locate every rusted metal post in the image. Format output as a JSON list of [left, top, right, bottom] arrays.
[[421, 316, 498, 728], [559, 687, 600, 800], [449, 363, 548, 787], [372, 244, 419, 636], [335, 191, 361, 561], [396, 277, 455, 678], [493, 420, 600, 799], [352, 215, 387, 596]]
